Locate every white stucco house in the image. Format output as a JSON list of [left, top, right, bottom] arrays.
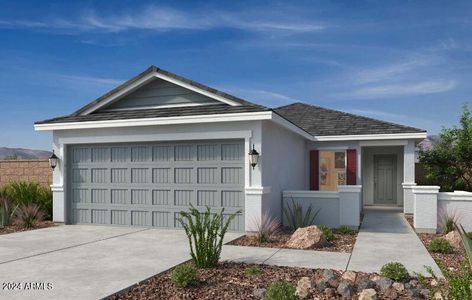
[[35, 66, 427, 231]]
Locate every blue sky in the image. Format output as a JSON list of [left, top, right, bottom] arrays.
[[0, 1, 471, 150]]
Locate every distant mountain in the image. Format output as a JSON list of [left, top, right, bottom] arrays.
[[417, 135, 440, 151], [0, 147, 52, 160]]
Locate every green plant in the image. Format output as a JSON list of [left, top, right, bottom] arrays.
[[457, 224, 472, 267], [419, 104, 472, 192], [337, 225, 353, 235], [428, 238, 453, 254], [426, 263, 471, 300], [177, 205, 241, 268], [0, 196, 18, 226], [283, 199, 320, 230], [3, 181, 52, 220], [171, 264, 198, 288], [252, 213, 280, 243], [265, 280, 297, 300], [439, 208, 460, 234], [380, 262, 410, 282], [318, 224, 334, 242], [14, 204, 46, 229], [244, 266, 262, 276]]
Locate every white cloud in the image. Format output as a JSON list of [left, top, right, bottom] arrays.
[[345, 80, 456, 99], [223, 87, 300, 107], [57, 74, 124, 87], [0, 6, 326, 35], [355, 56, 436, 84]]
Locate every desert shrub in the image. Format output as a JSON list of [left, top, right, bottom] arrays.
[[265, 280, 297, 300], [283, 199, 320, 230], [171, 264, 198, 288], [244, 266, 262, 276], [428, 238, 453, 254], [177, 205, 241, 268], [337, 225, 354, 235], [252, 213, 280, 243], [426, 263, 471, 300], [3, 181, 52, 220], [380, 262, 410, 282], [438, 209, 460, 234], [0, 197, 18, 226], [14, 203, 46, 228], [318, 224, 334, 242]]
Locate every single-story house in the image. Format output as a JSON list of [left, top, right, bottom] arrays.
[[35, 66, 427, 231]]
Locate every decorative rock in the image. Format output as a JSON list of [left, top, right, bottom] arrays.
[[444, 230, 462, 248], [316, 281, 329, 292], [357, 279, 375, 290], [286, 225, 327, 249], [337, 282, 354, 298], [296, 277, 313, 299], [321, 269, 338, 282], [420, 289, 431, 299], [342, 271, 357, 282], [383, 288, 398, 299], [378, 277, 393, 292], [358, 288, 378, 300], [370, 275, 381, 282], [253, 288, 265, 298], [328, 279, 339, 288], [324, 288, 336, 298], [392, 282, 404, 292], [406, 288, 421, 298], [433, 291, 444, 300], [430, 279, 438, 287]]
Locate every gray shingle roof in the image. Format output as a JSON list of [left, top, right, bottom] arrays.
[[274, 102, 425, 136], [35, 66, 426, 137], [36, 104, 270, 124]]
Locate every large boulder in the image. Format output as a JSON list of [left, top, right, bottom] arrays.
[[359, 289, 378, 300], [285, 225, 327, 249], [444, 230, 462, 249]]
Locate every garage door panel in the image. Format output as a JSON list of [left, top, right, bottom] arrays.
[[69, 140, 245, 231]]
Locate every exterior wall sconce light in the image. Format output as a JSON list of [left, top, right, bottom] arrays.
[[248, 144, 260, 170], [49, 150, 59, 170]]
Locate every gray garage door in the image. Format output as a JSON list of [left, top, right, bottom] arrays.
[[68, 140, 245, 231]]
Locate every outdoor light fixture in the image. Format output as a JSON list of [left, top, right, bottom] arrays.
[[248, 144, 260, 170], [49, 150, 58, 170]]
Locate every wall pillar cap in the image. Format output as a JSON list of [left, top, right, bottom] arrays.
[[338, 185, 362, 193], [50, 184, 64, 192], [245, 186, 271, 195], [402, 182, 417, 187], [412, 185, 440, 194]]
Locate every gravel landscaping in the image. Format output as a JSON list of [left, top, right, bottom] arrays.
[[108, 262, 434, 299], [0, 221, 55, 235], [405, 216, 467, 271], [229, 229, 357, 252]]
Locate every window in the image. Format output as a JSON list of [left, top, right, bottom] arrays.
[[319, 151, 346, 191]]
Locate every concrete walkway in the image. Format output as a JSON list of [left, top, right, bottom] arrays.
[[222, 246, 351, 271], [347, 209, 442, 276]]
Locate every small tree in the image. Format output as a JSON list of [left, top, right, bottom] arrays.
[[419, 104, 472, 191]]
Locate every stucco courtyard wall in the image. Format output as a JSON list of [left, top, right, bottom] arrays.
[[0, 160, 52, 186]]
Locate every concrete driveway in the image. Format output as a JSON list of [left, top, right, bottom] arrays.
[[0, 225, 241, 300]]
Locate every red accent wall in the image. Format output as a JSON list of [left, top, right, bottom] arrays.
[[309, 150, 319, 190], [346, 149, 357, 185]]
